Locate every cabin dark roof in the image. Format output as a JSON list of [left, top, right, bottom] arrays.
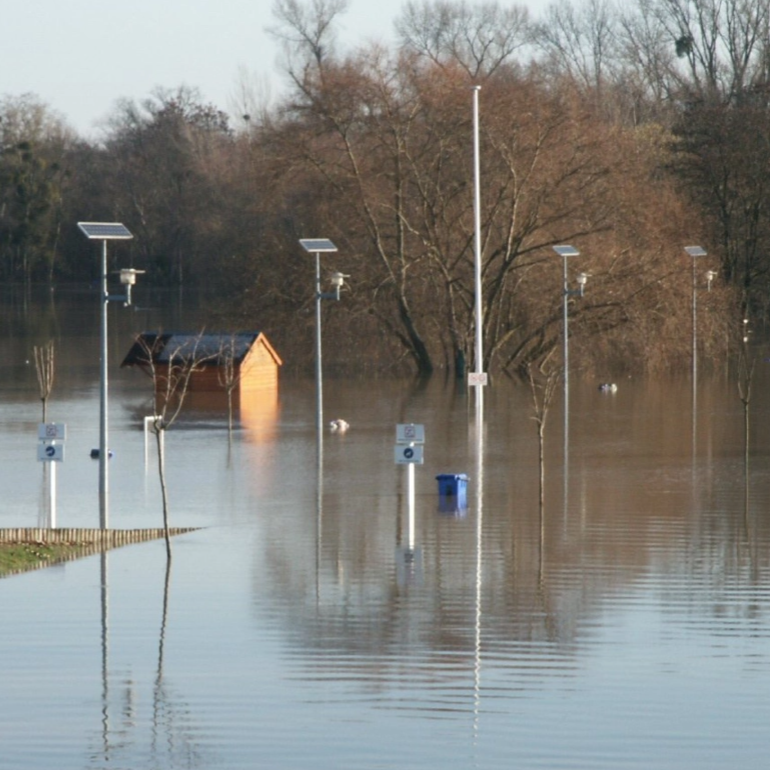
[[121, 332, 281, 368]]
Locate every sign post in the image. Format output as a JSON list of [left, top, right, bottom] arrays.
[[38, 423, 66, 529], [395, 424, 425, 553]]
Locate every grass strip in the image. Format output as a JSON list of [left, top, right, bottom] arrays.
[[0, 543, 77, 576]]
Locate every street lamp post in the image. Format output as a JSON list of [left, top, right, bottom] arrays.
[[552, 245, 587, 433], [78, 222, 140, 529], [684, 245, 708, 404], [471, 85, 486, 418], [299, 239, 348, 436]]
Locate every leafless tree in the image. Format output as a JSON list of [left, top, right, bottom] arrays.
[[134, 331, 214, 559], [526, 359, 560, 511], [396, 0, 530, 78], [33, 340, 55, 422], [534, 0, 619, 97], [216, 335, 242, 435], [268, 0, 349, 76]]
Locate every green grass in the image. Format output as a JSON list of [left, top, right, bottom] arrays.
[[0, 543, 76, 576]]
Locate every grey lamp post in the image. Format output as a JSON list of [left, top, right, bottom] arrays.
[[471, 85, 486, 417], [78, 222, 141, 529], [299, 239, 348, 436], [552, 245, 588, 435], [684, 246, 708, 405]]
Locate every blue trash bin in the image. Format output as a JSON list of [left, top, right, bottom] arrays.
[[436, 473, 469, 510]]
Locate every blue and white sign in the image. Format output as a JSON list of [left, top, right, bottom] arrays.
[[38, 443, 64, 462], [395, 444, 424, 465]]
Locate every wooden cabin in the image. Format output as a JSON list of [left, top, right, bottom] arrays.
[[121, 331, 283, 394]]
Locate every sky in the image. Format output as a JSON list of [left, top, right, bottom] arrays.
[[2, 0, 548, 140]]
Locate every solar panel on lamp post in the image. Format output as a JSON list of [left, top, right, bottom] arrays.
[[78, 222, 135, 529]]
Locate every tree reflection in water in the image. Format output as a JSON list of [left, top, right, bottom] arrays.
[[88, 555, 207, 769]]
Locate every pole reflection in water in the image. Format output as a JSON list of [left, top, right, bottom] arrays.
[[99, 551, 110, 763], [316, 417, 323, 606], [5, 327, 770, 770], [88, 548, 203, 769], [472, 393, 485, 746]]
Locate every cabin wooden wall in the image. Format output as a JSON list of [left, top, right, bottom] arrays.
[[240, 343, 279, 391]]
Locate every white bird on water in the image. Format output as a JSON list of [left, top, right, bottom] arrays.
[[329, 419, 350, 433]]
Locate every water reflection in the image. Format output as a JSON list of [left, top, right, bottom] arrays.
[[2, 288, 770, 769], [257, 375, 770, 683], [88, 553, 205, 770]]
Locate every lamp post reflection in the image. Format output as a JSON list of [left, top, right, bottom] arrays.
[[472, 405, 485, 743], [99, 551, 110, 761]]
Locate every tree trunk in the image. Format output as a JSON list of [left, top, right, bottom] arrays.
[[155, 426, 172, 560]]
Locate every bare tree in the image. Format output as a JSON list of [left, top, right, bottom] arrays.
[[33, 340, 55, 422], [526, 359, 560, 511], [268, 0, 350, 75], [397, 0, 530, 78], [216, 335, 242, 435], [133, 331, 214, 559], [534, 0, 619, 98]]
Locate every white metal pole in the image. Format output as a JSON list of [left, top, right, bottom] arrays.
[[315, 251, 323, 438], [144, 416, 151, 469], [692, 255, 697, 408], [50, 460, 57, 529], [563, 253, 569, 451], [99, 239, 109, 529], [407, 459, 415, 551], [472, 86, 484, 417]]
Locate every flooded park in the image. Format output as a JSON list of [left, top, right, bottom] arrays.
[[1, 286, 769, 769]]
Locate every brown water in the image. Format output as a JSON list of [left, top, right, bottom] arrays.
[[0, 287, 769, 769]]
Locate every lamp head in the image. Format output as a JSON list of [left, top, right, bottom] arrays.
[[330, 272, 350, 289], [119, 268, 146, 286]]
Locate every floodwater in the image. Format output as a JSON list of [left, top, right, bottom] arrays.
[[1, 288, 769, 769]]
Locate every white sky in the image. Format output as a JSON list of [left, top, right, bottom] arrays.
[[2, 0, 549, 139]]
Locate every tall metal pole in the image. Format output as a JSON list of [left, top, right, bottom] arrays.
[[552, 244, 581, 487], [78, 222, 134, 528], [99, 239, 109, 529], [562, 251, 569, 438], [692, 254, 697, 409], [684, 246, 707, 425], [315, 250, 323, 438], [472, 85, 484, 419], [472, 86, 486, 729]]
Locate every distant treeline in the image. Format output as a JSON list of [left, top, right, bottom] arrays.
[[2, 0, 764, 377]]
